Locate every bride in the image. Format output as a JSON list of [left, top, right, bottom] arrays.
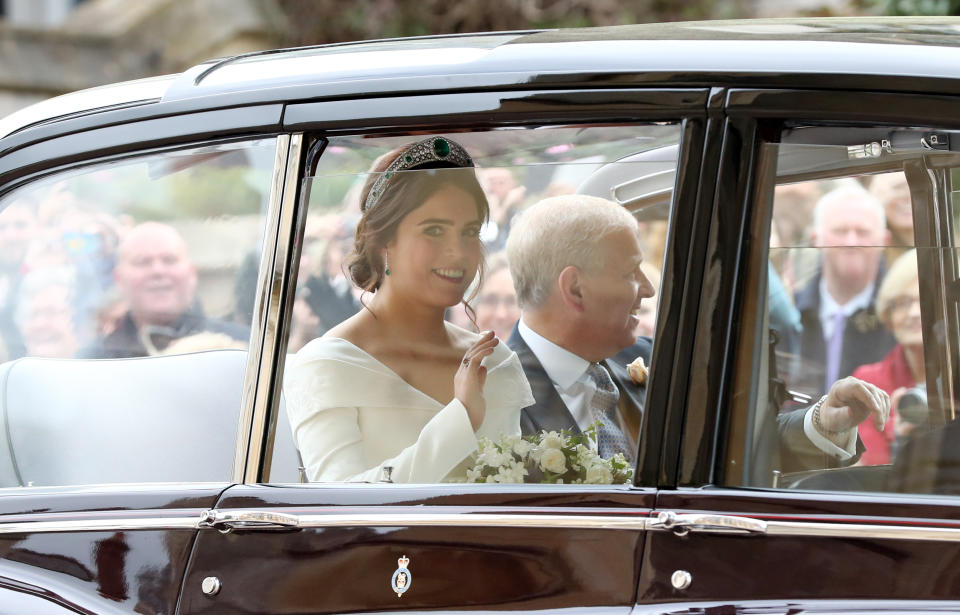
[[285, 136, 534, 483]]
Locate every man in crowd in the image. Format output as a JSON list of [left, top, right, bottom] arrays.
[[793, 187, 897, 396], [0, 200, 38, 358], [85, 222, 247, 358], [506, 194, 889, 469], [15, 268, 79, 359]]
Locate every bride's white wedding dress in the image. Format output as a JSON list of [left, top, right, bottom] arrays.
[[284, 337, 535, 483]]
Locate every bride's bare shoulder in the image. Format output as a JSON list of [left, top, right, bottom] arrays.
[[324, 311, 375, 347]]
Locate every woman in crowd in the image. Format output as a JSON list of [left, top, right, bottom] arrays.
[[474, 252, 520, 341], [851, 249, 924, 465], [285, 137, 534, 483]]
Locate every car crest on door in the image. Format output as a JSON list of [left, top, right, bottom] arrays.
[[391, 555, 412, 597]]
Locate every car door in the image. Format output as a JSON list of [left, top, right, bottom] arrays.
[[638, 89, 960, 611], [175, 89, 717, 614], [0, 116, 284, 614]]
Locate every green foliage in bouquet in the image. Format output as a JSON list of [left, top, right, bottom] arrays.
[[465, 424, 633, 484]]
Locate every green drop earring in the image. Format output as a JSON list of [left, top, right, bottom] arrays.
[[384, 253, 391, 276]]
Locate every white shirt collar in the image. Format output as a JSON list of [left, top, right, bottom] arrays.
[[517, 318, 590, 391]]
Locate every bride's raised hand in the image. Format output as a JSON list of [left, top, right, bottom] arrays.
[[455, 330, 498, 430]]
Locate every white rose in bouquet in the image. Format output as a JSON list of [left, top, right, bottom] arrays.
[[585, 463, 614, 484], [539, 448, 567, 474], [541, 431, 565, 450]]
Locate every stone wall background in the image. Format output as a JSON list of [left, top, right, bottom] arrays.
[[0, 0, 286, 117]]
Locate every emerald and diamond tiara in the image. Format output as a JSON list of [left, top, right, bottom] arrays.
[[363, 136, 474, 212]]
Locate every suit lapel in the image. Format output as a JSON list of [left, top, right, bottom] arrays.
[[507, 325, 581, 435], [606, 359, 645, 414], [605, 338, 651, 446]]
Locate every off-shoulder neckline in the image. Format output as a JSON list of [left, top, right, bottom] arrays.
[[322, 337, 448, 407]]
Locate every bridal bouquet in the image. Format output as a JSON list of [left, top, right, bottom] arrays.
[[464, 424, 633, 484]]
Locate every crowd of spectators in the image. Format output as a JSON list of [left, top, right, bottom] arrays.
[[769, 172, 927, 467]]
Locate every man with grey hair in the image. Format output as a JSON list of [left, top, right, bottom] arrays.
[[507, 194, 890, 469], [793, 186, 896, 397], [506, 195, 653, 460]]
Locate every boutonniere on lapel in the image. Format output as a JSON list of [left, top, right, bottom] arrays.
[[627, 356, 648, 385], [851, 309, 880, 334]]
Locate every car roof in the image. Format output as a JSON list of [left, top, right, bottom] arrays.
[[6, 17, 960, 140]]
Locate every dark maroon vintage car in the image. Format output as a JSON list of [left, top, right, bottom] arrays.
[[2, 16, 960, 615]]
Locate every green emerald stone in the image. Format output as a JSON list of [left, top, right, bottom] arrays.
[[405, 155, 413, 163], [385, 172, 392, 179], [433, 138, 450, 157]]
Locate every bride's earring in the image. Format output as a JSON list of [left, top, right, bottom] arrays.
[[384, 252, 391, 276]]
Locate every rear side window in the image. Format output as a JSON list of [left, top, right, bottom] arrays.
[[0, 137, 278, 487], [726, 125, 960, 497]]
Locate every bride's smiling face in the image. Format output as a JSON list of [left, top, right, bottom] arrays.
[[386, 183, 483, 308]]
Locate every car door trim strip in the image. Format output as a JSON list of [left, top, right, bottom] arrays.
[[9, 510, 960, 539], [0, 515, 200, 533]]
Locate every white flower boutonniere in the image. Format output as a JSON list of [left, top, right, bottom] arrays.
[[627, 356, 648, 385]]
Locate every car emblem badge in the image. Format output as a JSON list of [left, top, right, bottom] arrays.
[[391, 555, 412, 597]]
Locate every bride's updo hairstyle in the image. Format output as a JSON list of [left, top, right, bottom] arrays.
[[347, 137, 490, 296]]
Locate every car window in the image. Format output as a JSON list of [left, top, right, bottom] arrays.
[[725, 126, 960, 496], [0, 138, 277, 487], [267, 124, 681, 484]]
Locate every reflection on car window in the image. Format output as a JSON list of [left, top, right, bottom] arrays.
[[728, 131, 960, 497], [0, 138, 276, 487], [272, 125, 681, 484]]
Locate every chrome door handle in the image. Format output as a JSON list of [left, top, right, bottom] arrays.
[[649, 511, 767, 536], [199, 509, 300, 533]]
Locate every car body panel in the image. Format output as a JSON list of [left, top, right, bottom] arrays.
[[0, 484, 226, 614], [179, 484, 655, 614]]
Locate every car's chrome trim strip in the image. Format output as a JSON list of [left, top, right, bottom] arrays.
[[241, 133, 304, 484], [648, 511, 960, 542], [11, 509, 960, 540], [0, 516, 200, 534], [289, 513, 650, 530], [763, 519, 960, 542], [280, 513, 960, 539], [234, 134, 294, 483]]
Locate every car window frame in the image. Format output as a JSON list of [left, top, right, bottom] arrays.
[[0, 131, 292, 493], [251, 88, 716, 489]]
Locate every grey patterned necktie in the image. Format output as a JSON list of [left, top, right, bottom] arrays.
[[586, 363, 632, 461]]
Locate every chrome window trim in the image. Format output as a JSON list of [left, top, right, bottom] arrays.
[[233, 134, 295, 482], [236, 133, 304, 483]]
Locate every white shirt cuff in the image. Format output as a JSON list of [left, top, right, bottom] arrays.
[[803, 407, 857, 460]]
